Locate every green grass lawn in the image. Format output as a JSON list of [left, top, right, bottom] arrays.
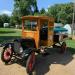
[[66, 39, 75, 54], [0, 28, 21, 44], [66, 39, 75, 48], [0, 28, 21, 36]]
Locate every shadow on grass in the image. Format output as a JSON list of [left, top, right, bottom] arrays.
[[67, 47, 75, 54], [0, 31, 16, 34], [0, 36, 21, 46]]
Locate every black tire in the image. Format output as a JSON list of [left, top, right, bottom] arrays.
[[60, 42, 67, 53], [26, 52, 35, 74], [1, 45, 13, 64]]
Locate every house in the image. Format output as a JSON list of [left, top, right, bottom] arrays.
[[3, 23, 9, 28], [64, 24, 75, 39], [64, 24, 72, 35]]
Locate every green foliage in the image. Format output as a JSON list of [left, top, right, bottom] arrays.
[[0, 15, 3, 27], [13, 0, 39, 16], [34, 12, 40, 16], [10, 15, 21, 27], [0, 2, 74, 27], [47, 2, 73, 24], [40, 8, 46, 15], [14, 0, 38, 16], [11, 0, 39, 25], [0, 14, 10, 27]]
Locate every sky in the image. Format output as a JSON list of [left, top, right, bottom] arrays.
[[0, 0, 72, 16]]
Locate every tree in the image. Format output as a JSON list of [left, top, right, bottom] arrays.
[[13, 0, 39, 16], [0, 14, 10, 27], [57, 11, 67, 24], [47, 2, 73, 24], [0, 15, 3, 27], [40, 8, 46, 15], [12, 0, 39, 25], [1, 14, 10, 23]]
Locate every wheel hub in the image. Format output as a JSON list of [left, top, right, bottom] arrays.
[[4, 48, 12, 60]]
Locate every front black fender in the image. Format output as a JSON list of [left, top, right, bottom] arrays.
[[3, 43, 14, 50]]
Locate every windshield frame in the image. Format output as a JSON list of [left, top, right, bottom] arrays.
[[24, 19, 38, 31]]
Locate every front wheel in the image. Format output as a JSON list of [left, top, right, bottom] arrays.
[[26, 52, 35, 74], [1, 45, 13, 64]]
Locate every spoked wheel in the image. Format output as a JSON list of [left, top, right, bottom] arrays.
[[26, 52, 35, 74], [1, 45, 13, 64], [60, 42, 67, 53]]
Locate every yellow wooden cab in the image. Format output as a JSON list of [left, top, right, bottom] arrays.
[[22, 16, 54, 49]]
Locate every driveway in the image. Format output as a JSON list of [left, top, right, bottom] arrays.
[[0, 47, 75, 75]]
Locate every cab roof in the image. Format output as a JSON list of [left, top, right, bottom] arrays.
[[22, 16, 54, 22]]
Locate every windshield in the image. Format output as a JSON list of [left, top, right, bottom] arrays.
[[24, 20, 37, 31]]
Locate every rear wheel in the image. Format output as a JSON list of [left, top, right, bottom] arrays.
[[1, 45, 13, 64], [26, 52, 35, 74], [60, 42, 67, 53]]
